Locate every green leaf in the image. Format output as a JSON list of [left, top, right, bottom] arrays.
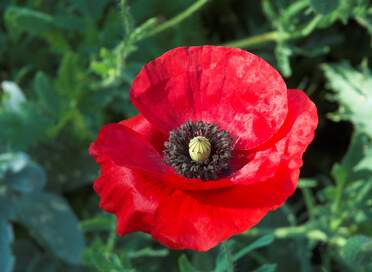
[[178, 254, 199, 272], [342, 235, 372, 268], [127, 247, 169, 258], [322, 62, 372, 137], [80, 214, 114, 232], [309, 0, 340, 15], [0, 217, 14, 272], [14, 192, 85, 264], [255, 264, 277, 272], [0, 104, 50, 150], [298, 178, 318, 188], [83, 238, 129, 272], [33, 72, 60, 118], [0, 152, 28, 178], [12, 240, 58, 272], [5, 6, 55, 35], [56, 52, 83, 98], [234, 235, 275, 261], [1, 153, 45, 195], [343, 133, 370, 171], [70, 0, 109, 19], [275, 43, 292, 77], [1, 81, 26, 113], [0, 197, 14, 221], [5, 160, 46, 194]]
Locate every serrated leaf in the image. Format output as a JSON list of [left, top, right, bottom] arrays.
[[322, 62, 372, 137], [309, 0, 340, 15], [0, 217, 15, 272], [14, 192, 85, 264]]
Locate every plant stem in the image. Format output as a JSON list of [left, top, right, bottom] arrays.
[[145, 0, 210, 38], [223, 31, 285, 48], [223, 15, 321, 49], [301, 188, 316, 220], [222, 242, 234, 272], [106, 221, 117, 254], [247, 225, 346, 247]]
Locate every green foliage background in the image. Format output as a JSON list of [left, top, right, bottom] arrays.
[[0, 0, 371, 271]]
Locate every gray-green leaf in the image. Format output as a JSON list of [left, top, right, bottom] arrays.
[[322, 62, 372, 137], [6, 160, 46, 194], [0, 217, 15, 272], [14, 192, 85, 264]]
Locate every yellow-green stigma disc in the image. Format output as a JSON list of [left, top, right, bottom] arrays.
[[188, 136, 211, 162]]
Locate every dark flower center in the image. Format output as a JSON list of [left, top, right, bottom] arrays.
[[163, 120, 233, 180]]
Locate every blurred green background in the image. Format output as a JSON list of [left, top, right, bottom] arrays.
[[0, 0, 371, 271]]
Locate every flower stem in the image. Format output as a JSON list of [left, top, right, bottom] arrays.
[[246, 225, 346, 247], [145, 0, 210, 38], [223, 14, 322, 49], [223, 31, 284, 48], [106, 220, 117, 254], [222, 242, 234, 272], [301, 187, 316, 220]]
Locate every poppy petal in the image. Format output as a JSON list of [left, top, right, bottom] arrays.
[[119, 114, 167, 153], [90, 121, 236, 191], [130, 46, 288, 150], [89, 123, 172, 175], [94, 161, 170, 235], [229, 89, 318, 185], [152, 189, 270, 251], [149, 90, 317, 251]]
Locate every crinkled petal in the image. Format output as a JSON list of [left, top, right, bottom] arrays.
[[94, 161, 171, 235], [130, 46, 288, 150], [89, 123, 172, 175], [91, 118, 235, 191], [149, 89, 317, 251], [119, 114, 167, 153], [152, 190, 269, 250], [228, 89, 318, 186]]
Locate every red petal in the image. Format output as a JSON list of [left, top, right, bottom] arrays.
[[190, 89, 318, 207], [119, 114, 167, 153], [148, 90, 317, 251], [130, 46, 288, 150], [94, 161, 170, 235], [90, 120, 235, 191], [229, 89, 318, 186], [89, 123, 172, 175], [151, 190, 270, 250]]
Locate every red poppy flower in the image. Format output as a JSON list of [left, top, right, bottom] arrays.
[[89, 46, 318, 251]]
